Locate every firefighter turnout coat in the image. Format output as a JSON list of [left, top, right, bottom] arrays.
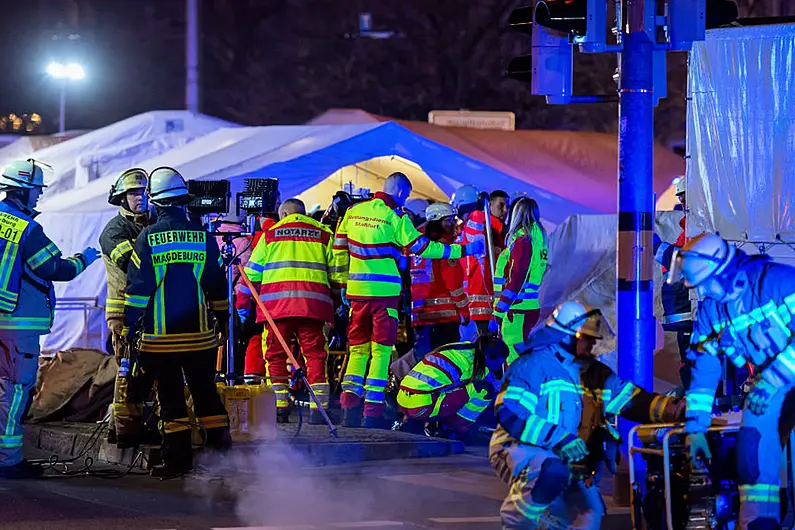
[[123, 207, 228, 353], [99, 207, 149, 332]]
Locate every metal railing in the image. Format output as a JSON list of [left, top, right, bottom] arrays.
[[54, 297, 107, 351]]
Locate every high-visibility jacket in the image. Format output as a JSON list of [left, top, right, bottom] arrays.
[[398, 342, 492, 420], [653, 215, 693, 329], [492, 336, 683, 456], [459, 210, 504, 321], [123, 207, 229, 353], [331, 192, 466, 299], [685, 251, 795, 433], [238, 213, 335, 323], [493, 224, 548, 319], [99, 207, 148, 326], [410, 228, 468, 327], [0, 200, 90, 334]]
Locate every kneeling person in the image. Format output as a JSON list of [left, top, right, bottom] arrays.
[[490, 301, 685, 529], [398, 335, 508, 435]]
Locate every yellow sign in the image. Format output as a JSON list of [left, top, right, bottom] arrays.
[[428, 110, 515, 131], [0, 213, 28, 244]]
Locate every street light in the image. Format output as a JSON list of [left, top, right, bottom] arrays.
[[46, 62, 85, 133]]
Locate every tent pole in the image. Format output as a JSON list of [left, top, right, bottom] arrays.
[[186, 0, 200, 113], [614, 0, 656, 505]]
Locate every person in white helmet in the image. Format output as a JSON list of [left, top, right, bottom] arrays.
[[0, 159, 100, 479], [652, 175, 694, 388], [410, 202, 470, 362], [673, 232, 795, 530], [403, 197, 429, 228], [490, 300, 685, 529], [123, 167, 230, 478]]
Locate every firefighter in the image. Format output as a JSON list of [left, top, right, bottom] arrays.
[[490, 300, 685, 529], [398, 335, 508, 437], [331, 172, 485, 429], [674, 232, 795, 530], [453, 186, 507, 336], [410, 202, 469, 362], [99, 168, 157, 448], [237, 198, 337, 424], [0, 159, 99, 479], [493, 197, 549, 365], [652, 176, 694, 388], [123, 167, 230, 478]]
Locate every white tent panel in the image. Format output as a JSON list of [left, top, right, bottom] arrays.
[[687, 24, 795, 243]]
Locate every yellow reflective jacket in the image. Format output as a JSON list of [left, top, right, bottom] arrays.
[[330, 193, 465, 299], [493, 224, 548, 317]]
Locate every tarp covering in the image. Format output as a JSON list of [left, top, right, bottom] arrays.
[[687, 24, 795, 243]]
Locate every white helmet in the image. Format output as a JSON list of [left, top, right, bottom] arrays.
[[669, 232, 735, 288], [451, 185, 479, 208], [404, 198, 429, 217], [546, 301, 613, 340], [425, 202, 456, 222], [675, 176, 686, 196], [147, 167, 190, 205], [0, 159, 48, 190]]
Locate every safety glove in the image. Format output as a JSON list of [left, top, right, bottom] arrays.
[[686, 431, 712, 467], [237, 308, 249, 324], [79, 247, 100, 267], [552, 434, 589, 463], [487, 319, 500, 335], [463, 238, 486, 257], [341, 288, 350, 308], [746, 378, 777, 415]]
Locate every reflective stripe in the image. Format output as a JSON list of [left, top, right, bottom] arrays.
[[246, 262, 266, 273], [661, 312, 692, 324], [500, 387, 539, 412], [161, 417, 192, 434], [262, 260, 327, 271], [0, 434, 23, 448], [333, 236, 348, 248], [469, 295, 492, 303], [328, 265, 348, 273], [424, 355, 461, 384], [414, 310, 457, 321], [426, 297, 454, 306], [260, 290, 332, 304], [130, 251, 141, 269], [0, 316, 52, 330], [605, 382, 639, 415], [5, 384, 24, 438], [407, 370, 446, 388], [124, 294, 149, 308], [467, 221, 485, 231], [686, 392, 714, 413], [28, 242, 60, 270], [470, 307, 492, 315], [348, 273, 402, 284], [408, 236, 430, 254], [449, 288, 465, 297], [238, 284, 252, 295], [110, 240, 133, 262], [348, 242, 398, 259]]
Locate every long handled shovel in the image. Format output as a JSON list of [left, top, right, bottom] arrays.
[[237, 265, 338, 437]]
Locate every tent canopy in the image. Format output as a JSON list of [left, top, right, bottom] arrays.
[[40, 122, 595, 225], [310, 109, 685, 214]]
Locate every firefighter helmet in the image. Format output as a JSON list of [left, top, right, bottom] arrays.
[[108, 168, 148, 206], [0, 159, 48, 190], [425, 202, 456, 222], [546, 301, 613, 340], [670, 232, 735, 288], [404, 198, 429, 218], [147, 166, 190, 205], [451, 185, 479, 208], [675, 176, 686, 196]]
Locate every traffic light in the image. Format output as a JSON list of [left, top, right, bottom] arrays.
[[667, 0, 738, 51], [507, 4, 573, 103], [534, 0, 608, 53]]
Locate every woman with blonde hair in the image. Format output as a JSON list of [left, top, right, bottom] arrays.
[[493, 197, 549, 364]]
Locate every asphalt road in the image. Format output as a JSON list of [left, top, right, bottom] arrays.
[[0, 448, 632, 530]]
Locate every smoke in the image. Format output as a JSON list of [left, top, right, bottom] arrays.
[[188, 433, 382, 527]]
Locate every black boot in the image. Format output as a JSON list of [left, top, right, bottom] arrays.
[[205, 427, 232, 452], [0, 460, 44, 479], [309, 409, 339, 425], [276, 409, 291, 424], [150, 459, 192, 478], [106, 428, 117, 445], [342, 406, 362, 428], [362, 415, 390, 430]]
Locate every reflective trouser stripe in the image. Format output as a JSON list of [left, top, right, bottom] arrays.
[[364, 343, 392, 404], [310, 383, 330, 410], [160, 417, 192, 434], [342, 342, 370, 398], [739, 484, 781, 525], [455, 390, 491, 423], [198, 414, 229, 429]]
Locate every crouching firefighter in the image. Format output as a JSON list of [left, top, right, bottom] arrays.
[[0, 160, 100, 479], [673, 233, 795, 530], [100, 168, 157, 448], [123, 167, 231, 478], [398, 335, 508, 437], [490, 301, 685, 529]]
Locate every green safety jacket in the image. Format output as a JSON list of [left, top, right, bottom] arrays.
[[493, 224, 548, 318], [330, 192, 467, 299]]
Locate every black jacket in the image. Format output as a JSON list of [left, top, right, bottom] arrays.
[[99, 208, 148, 325]]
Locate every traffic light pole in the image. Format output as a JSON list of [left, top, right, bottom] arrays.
[[615, 0, 657, 505]]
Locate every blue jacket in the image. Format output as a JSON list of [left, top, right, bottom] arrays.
[[493, 329, 683, 457], [0, 200, 88, 335], [686, 251, 795, 432]]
